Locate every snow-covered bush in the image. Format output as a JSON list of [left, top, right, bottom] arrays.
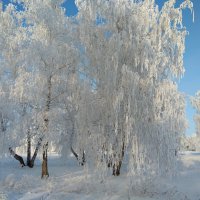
[[180, 135, 200, 151]]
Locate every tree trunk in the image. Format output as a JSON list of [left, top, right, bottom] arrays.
[[9, 132, 43, 168], [112, 99, 127, 176], [27, 130, 31, 167], [41, 142, 49, 178], [112, 140, 125, 176], [112, 160, 122, 176], [107, 156, 112, 168], [81, 150, 86, 166], [29, 136, 43, 168], [71, 146, 79, 161], [71, 147, 85, 166], [9, 147, 25, 167], [41, 75, 52, 178]]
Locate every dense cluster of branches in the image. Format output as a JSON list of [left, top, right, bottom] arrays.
[[0, 0, 192, 179]]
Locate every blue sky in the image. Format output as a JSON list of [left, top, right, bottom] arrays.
[[1, 0, 199, 136]]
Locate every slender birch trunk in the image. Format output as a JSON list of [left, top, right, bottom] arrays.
[[41, 75, 52, 178]]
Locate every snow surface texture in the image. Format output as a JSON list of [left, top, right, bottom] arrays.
[[0, 152, 200, 200]]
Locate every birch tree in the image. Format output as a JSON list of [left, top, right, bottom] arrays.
[[1, 0, 78, 176], [191, 91, 200, 136], [0, 0, 192, 181], [74, 0, 190, 177]]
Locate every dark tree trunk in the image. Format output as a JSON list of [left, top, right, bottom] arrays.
[[41, 142, 49, 178], [112, 141, 125, 176], [81, 150, 86, 166], [71, 147, 85, 166], [112, 160, 122, 176], [107, 156, 112, 168], [27, 131, 32, 167], [9, 147, 25, 167], [9, 136, 43, 169], [29, 136, 43, 168], [9, 126, 42, 169], [71, 147, 79, 161]]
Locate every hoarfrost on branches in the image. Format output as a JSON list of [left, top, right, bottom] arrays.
[[0, 0, 191, 182], [191, 91, 200, 136]]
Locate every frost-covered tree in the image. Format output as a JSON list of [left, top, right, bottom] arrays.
[[191, 91, 200, 136], [0, 3, 21, 156], [73, 0, 190, 177], [0, 0, 191, 182], [13, 0, 79, 177], [0, 0, 79, 176], [0, 86, 12, 157]]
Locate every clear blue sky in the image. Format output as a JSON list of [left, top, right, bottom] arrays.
[[2, 0, 199, 136]]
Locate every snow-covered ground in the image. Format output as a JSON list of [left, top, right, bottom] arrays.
[[0, 152, 200, 200]]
